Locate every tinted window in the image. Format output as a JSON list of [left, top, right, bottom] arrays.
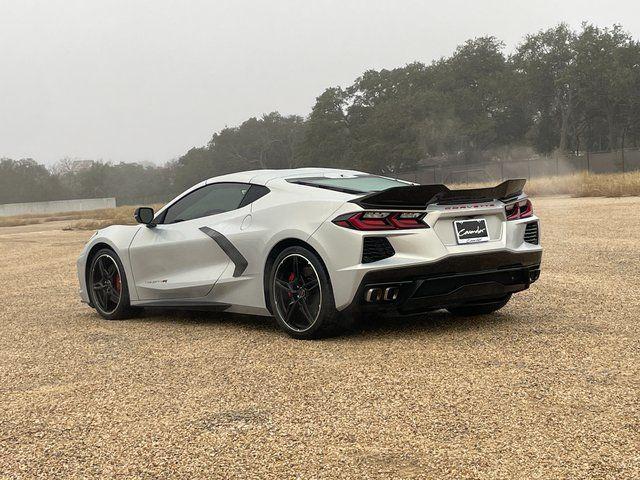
[[162, 183, 250, 224], [290, 175, 411, 194], [239, 184, 270, 208]]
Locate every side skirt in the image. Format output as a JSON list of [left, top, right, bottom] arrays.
[[131, 298, 231, 312]]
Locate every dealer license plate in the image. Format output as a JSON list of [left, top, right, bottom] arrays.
[[453, 218, 490, 244]]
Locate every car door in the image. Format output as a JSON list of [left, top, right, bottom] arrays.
[[128, 183, 251, 301]]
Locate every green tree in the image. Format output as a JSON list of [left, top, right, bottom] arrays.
[[573, 24, 640, 151], [0, 158, 65, 203], [209, 112, 304, 170], [170, 147, 217, 191], [514, 24, 577, 154], [433, 37, 527, 159], [345, 64, 432, 173], [297, 87, 352, 168]]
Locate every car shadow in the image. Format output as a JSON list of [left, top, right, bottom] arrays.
[[125, 307, 516, 340], [133, 307, 281, 333], [345, 310, 517, 340]]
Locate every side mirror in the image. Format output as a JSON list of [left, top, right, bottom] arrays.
[[134, 207, 156, 227]]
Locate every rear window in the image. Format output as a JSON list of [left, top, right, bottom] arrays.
[[289, 175, 411, 194]]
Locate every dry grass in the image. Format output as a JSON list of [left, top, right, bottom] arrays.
[[0, 196, 638, 478], [451, 171, 640, 197], [525, 171, 640, 197]]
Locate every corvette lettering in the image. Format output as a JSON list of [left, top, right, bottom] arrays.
[[443, 203, 495, 210]]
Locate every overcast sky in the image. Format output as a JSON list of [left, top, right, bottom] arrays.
[[1, 0, 639, 166]]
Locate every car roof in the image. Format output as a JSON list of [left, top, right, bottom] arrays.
[[204, 168, 367, 186], [155, 168, 402, 217]]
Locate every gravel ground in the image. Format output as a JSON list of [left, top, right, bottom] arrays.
[[0, 196, 638, 479]]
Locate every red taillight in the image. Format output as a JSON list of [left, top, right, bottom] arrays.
[[333, 211, 428, 231], [505, 199, 533, 220]]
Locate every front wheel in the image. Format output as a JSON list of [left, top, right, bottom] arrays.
[[446, 295, 511, 317], [268, 246, 343, 339], [88, 248, 135, 320]]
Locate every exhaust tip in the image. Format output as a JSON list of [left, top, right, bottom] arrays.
[[365, 288, 382, 303], [365, 286, 400, 303], [384, 287, 399, 301], [529, 269, 540, 282]]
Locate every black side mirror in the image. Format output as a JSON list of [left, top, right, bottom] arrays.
[[134, 207, 156, 227]]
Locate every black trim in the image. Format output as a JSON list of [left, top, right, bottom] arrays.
[[199, 226, 248, 277], [239, 184, 270, 208], [362, 237, 395, 263], [287, 179, 363, 195], [133, 299, 231, 311], [524, 221, 539, 245], [344, 250, 542, 315], [352, 179, 526, 210]]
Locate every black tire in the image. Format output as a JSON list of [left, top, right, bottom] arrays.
[[446, 294, 511, 317], [87, 248, 135, 320], [268, 246, 344, 339]]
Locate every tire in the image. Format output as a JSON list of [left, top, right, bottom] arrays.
[[446, 294, 511, 317], [268, 246, 344, 339], [87, 248, 135, 320]]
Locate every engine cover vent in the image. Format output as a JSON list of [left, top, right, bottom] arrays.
[[362, 237, 395, 264]]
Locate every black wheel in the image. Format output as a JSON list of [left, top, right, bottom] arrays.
[[447, 294, 511, 317], [88, 249, 134, 320], [268, 246, 344, 339]]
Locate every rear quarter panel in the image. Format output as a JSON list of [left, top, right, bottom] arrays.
[[207, 181, 351, 314]]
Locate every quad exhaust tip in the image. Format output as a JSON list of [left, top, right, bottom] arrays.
[[365, 288, 382, 303], [365, 286, 400, 303], [384, 286, 399, 301]]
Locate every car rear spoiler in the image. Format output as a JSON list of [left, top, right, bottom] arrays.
[[352, 179, 526, 210]]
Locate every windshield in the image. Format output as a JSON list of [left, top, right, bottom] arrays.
[[289, 175, 412, 194]]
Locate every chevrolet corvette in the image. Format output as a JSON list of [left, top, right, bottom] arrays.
[[77, 168, 542, 338]]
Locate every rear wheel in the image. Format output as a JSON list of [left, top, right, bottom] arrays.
[[447, 295, 511, 317], [268, 246, 343, 339], [88, 249, 134, 320]]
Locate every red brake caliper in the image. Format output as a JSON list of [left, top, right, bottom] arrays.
[[287, 272, 295, 297], [114, 273, 122, 292]]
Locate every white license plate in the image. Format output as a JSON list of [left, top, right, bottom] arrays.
[[454, 218, 490, 244]]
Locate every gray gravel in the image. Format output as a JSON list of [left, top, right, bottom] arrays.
[[0, 196, 638, 479]]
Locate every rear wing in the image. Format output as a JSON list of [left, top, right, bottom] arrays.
[[352, 179, 526, 210]]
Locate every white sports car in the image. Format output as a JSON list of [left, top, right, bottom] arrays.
[[77, 168, 542, 339]]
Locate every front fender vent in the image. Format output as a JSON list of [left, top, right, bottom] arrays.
[[362, 237, 395, 264], [524, 222, 539, 245]]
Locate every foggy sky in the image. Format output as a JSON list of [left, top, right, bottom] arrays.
[[1, 0, 639, 166]]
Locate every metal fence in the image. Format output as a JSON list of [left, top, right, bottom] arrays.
[[396, 149, 640, 185]]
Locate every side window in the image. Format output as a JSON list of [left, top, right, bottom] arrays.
[[239, 185, 270, 208], [162, 183, 250, 224]]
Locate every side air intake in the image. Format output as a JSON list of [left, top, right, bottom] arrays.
[[524, 222, 539, 245], [362, 237, 395, 264]]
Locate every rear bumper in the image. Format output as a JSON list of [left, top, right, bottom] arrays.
[[344, 250, 542, 315]]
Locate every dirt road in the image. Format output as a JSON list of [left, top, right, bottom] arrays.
[[0, 196, 638, 478]]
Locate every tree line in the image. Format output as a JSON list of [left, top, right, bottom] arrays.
[[2, 23, 639, 205]]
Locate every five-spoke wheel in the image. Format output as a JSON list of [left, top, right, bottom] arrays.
[[269, 246, 344, 339], [88, 249, 133, 320], [90, 253, 122, 315], [273, 253, 322, 332]]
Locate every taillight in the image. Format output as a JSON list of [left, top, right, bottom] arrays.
[[333, 211, 428, 231], [505, 199, 533, 220]]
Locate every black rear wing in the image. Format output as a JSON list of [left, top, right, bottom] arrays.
[[352, 179, 526, 210]]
